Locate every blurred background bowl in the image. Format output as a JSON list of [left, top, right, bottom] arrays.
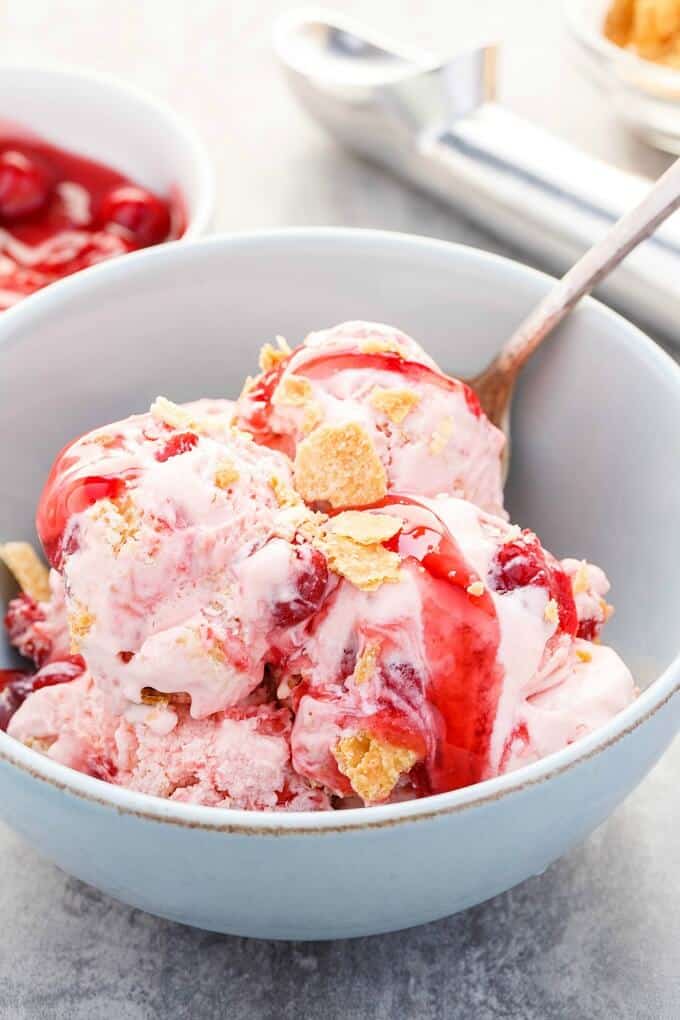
[[566, 0, 680, 153], [0, 64, 214, 237]]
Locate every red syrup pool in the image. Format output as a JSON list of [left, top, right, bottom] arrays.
[[0, 128, 184, 308]]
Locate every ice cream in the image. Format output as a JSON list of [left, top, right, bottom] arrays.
[[34, 396, 330, 719], [1, 324, 636, 810], [234, 322, 506, 516], [8, 672, 329, 810], [281, 496, 634, 801]]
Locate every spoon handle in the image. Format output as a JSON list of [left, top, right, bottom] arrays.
[[496, 156, 680, 375]]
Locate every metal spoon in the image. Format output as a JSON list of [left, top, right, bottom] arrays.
[[469, 155, 680, 474]]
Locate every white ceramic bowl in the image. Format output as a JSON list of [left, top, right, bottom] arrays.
[[0, 230, 678, 940], [0, 65, 214, 237]]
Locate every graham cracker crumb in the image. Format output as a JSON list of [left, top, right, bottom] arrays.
[[68, 603, 95, 652], [601, 599, 615, 621], [352, 643, 381, 685], [329, 510, 402, 546], [272, 374, 313, 407], [319, 532, 401, 591], [207, 641, 227, 664], [576, 648, 593, 664], [294, 422, 387, 508], [150, 396, 229, 436], [429, 417, 454, 455], [360, 338, 408, 358], [91, 496, 139, 555], [544, 598, 559, 625], [572, 561, 590, 595], [24, 736, 55, 753], [269, 475, 303, 509], [369, 386, 420, 424], [333, 732, 418, 802], [0, 542, 50, 601], [214, 461, 240, 489], [140, 687, 190, 707], [259, 336, 291, 372], [140, 687, 171, 706], [466, 580, 485, 597], [150, 396, 196, 430], [301, 401, 324, 435], [90, 432, 121, 448]]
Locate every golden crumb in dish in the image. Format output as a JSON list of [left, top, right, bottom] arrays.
[[68, 603, 96, 652], [301, 401, 324, 435], [214, 461, 240, 489], [258, 336, 291, 372], [140, 687, 191, 707], [329, 510, 402, 546], [0, 541, 51, 601], [544, 599, 559, 625], [359, 337, 408, 357], [140, 687, 172, 706], [91, 496, 139, 555], [318, 530, 402, 592], [150, 396, 198, 431], [272, 374, 314, 408], [352, 642, 381, 685], [429, 417, 454, 456], [150, 396, 231, 436], [605, 0, 680, 67], [466, 580, 485, 597], [369, 386, 421, 424], [269, 474, 304, 509], [294, 421, 387, 508], [333, 732, 419, 802]]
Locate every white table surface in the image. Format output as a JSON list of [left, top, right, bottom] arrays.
[[0, 2, 678, 1018]]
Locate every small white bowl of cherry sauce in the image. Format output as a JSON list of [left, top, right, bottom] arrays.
[[0, 65, 214, 309]]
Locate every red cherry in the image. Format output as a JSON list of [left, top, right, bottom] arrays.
[[490, 534, 550, 593], [0, 657, 84, 731], [99, 185, 171, 247], [31, 655, 85, 691], [155, 431, 199, 462], [271, 544, 329, 627], [36, 443, 129, 569], [0, 149, 52, 221], [4, 594, 51, 667], [577, 617, 598, 641], [489, 532, 577, 636], [0, 670, 28, 731]]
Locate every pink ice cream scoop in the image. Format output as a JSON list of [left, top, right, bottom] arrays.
[[1, 325, 637, 813], [34, 397, 329, 718], [234, 322, 506, 516], [8, 671, 329, 810], [284, 496, 634, 804]]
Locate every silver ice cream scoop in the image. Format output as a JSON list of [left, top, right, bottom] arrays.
[[275, 9, 680, 343]]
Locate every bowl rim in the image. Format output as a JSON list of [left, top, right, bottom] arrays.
[[0, 61, 215, 238], [0, 226, 678, 835]]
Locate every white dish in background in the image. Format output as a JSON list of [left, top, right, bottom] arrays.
[[0, 65, 214, 237], [566, 0, 680, 153], [0, 230, 678, 940]]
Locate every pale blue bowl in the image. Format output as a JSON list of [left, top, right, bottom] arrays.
[[0, 230, 678, 938]]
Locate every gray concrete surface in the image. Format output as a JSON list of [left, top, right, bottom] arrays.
[[0, 2, 677, 1017]]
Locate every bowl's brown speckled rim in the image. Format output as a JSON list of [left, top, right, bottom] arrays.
[[0, 230, 678, 836]]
